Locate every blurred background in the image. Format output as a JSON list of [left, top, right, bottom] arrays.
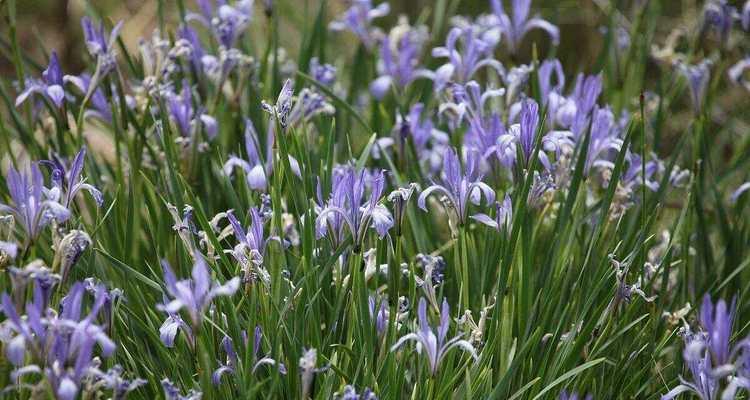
[[1, 0, 748, 161], [0, 0, 652, 76]]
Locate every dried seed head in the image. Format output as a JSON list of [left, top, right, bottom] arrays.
[[54, 230, 92, 283]]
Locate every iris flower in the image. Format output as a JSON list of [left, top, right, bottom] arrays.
[[81, 17, 123, 74], [370, 20, 433, 99], [490, 0, 560, 54], [315, 167, 393, 249], [158, 256, 240, 328], [417, 147, 495, 226], [15, 51, 66, 109], [41, 147, 104, 208], [0, 163, 70, 241], [431, 26, 504, 92], [471, 194, 513, 232], [212, 326, 286, 385], [329, 0, 390, 49], [675, 60, 712, 116], [390, 297, 478, 375]]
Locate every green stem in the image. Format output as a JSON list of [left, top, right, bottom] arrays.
[[459, 227, 470, 311]]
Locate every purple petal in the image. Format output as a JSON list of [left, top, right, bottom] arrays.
[[57, 378, 78, 400], [7, 335, 26, 366], [46, 85, 65, 108], [470, 213, 499, 229], [370, 76, 393, 100]]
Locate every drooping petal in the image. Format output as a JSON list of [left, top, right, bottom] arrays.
[[417, 185, 451, 212], [212, 365, 234, 385], [523, 17, 560, 46], [46, 85, 65, 108], [159, 317, 181, 348], [15, 86, 41, 107], [660, 384, 693, 400], [246, 165, 268, 191], [7, 335, 26, 366], [389, 333, 421, 352], [210, 277, 240, 298], [470, 213, 499, 229], [437, 298, 450, 344], [57, 378, 79, 400], [368, 204, 394, 238], [370, 76, 393, 100]]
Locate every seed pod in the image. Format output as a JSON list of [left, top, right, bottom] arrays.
[[53, 230, 92, 284]]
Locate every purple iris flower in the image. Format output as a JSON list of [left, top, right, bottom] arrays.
[[6, 262, 59, 311], [212, 326, 286, 385], [417, 147, 495, 226], [81, 17, 123, 74], [384, 103, 448, 174], [224, 118, 303, 191], [471, 193, 513, 232], [41, 147, 103, 209], [559, 391, 593, 400], [538, 58, 565, 106], [88, 364, 146, 399], [158, 256, 240, 328], [329, 0, 390, 49], [159, 308, 193, 348], [81, 279, 119, 337], [486, 98, 542, 171], [225, 206, 284, 286], [368, 296, 389, 336], [621, 152, 661, 193], [490, 0, 560, 54], [743, 1, 750, 31], [431, 26, 505, 92], [585, 106, 624, 173], [439, 81, 505, 160], [167, 81, 218, 141], [161, 378, 202, 400], [675, 60, 712, 116], [390, 297, 478, 376], [227, 207, 273, 258], [403, 103, 441, 150], [0, 163, 70, 241], [699, 294, 736, 367], [223, 119, 269, 191], [63, 73, 115, 122], [517, 98, 539, 165], [179, 25, 206, 75], [728, 57, 750, 93], [310, 57, 337, 87], [571, 73, 603, 139], [662, 328, 719, 400], [1, 282, 117, 400], [212, 335, 240, 384], [370, 21, 433, 99], [287, 88, 335, 127], [702, 0, 736, 45], [338, 385, 379, 400], [15, 51, 66, 109], [315, 167, 393, 249], [662, 295, 750, 399], [188, 0, 253, 48]]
